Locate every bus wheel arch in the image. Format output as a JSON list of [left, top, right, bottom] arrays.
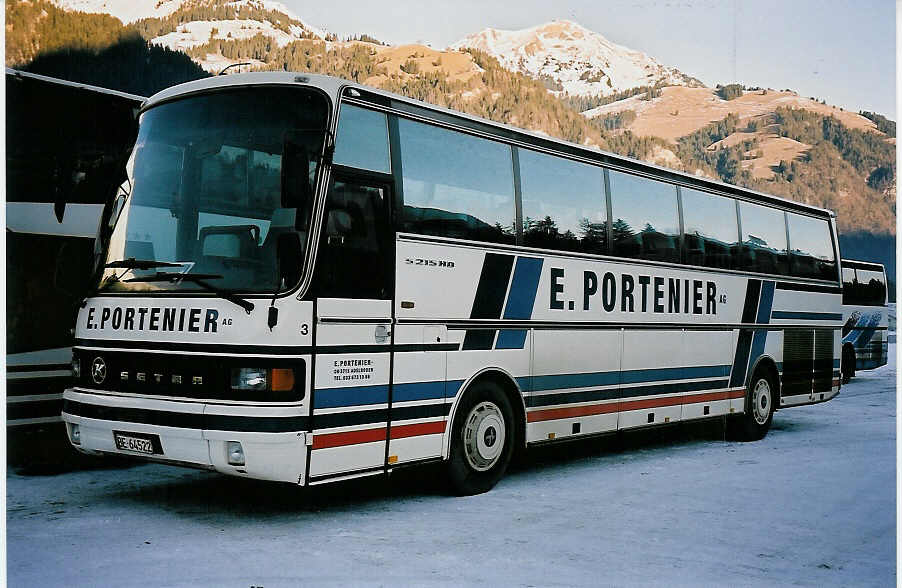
[[841, 344, 856, 383], [444, 369, 524, 495], [728, 358, 778, 441]]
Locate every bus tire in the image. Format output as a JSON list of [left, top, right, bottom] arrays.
[[447, 381, 515, 495], [841, 345, 856, 383], [728, 367, 776, 442]]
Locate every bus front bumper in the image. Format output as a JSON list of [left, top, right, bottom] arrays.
[[61, 389, 309, 484]]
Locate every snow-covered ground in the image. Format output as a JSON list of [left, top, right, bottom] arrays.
[[8, 348, 895, 586]]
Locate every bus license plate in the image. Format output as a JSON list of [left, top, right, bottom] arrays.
[[113, 432, 161, 455]]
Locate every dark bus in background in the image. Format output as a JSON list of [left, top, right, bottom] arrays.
[[6, 69, 144, 432], [840, 258, 889, 381]]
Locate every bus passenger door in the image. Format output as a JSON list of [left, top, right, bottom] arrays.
[[307, 177, 394, 482], [387, 321, 449, 466]]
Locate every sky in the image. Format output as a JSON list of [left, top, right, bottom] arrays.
[[286, 0, 897, 118]]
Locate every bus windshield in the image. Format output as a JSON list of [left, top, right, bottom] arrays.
[[99, 86, 329, 294]]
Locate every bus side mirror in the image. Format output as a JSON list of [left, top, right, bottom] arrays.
[[276, 233, 302, 287], [281, 135, 315, 210]]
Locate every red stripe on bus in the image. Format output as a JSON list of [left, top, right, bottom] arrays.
[[312, 421, 446, 449], [681, 388, 747, 404], [620, 395, 684, 411], [390, 421, 446, 439], [527, 388, 747, 423], [312, 427, 386, 450], [527, 402, 618, 423]]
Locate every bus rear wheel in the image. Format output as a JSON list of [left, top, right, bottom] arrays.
[[727, 367, 775, 441], [841, 345, 856, 383], [447, 381, 515, 495]]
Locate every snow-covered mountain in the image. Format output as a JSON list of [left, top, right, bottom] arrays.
[[49, 0, 327, 71], [450, 20, 701, 97], [52, 0, 185, 23]]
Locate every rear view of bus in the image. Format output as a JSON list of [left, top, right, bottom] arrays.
[[840, 259, 889, 381], [63, 73, 844, 494]]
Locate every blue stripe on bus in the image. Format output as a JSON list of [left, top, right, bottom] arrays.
[[730, 279, 761, 388], [757, 281, 775, 323], [748, 329, 768, 374], [747, 281, 774, 378], [393, 381, 445, 402], [770, 311, 842, 321], [496, 329, 528, 349], [620, 364, 730, 384], [503, 256, 544, 320], [315, 384, 389, 409], [316, 380, 466, 408], [530, 364, 730, 392], [393, 380, 464, 402]]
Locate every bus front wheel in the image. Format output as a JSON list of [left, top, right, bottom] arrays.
[[447, 381, 515, 495], [727, 367, 776, 441]]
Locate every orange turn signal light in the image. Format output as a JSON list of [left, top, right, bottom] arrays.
[[271, 368, 295, 392]]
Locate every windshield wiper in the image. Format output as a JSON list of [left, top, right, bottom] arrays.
[[124, 272, 255, 314], [105, 258, 184, 270]]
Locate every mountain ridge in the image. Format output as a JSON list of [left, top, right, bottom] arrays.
[[449, 20, 703, 98], [9, 1, 896, 246]]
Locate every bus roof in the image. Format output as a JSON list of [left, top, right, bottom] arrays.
[[6, 68, 146, 103], [144, 71, 835, 219], [841, 259, 886, 272]]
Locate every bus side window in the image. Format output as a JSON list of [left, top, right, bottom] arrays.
[[311, 180, 391, 299], [857, 269, 887, 306], [842, 267, 857, 305], [333, 104, 391, 174], [608, 170, 680, 263], [397, 118, 516, 245], [738, 201, 789, 276], [680, 187, 739, 269], [787, 212, 836, 281], [519, 148, 607, 254]]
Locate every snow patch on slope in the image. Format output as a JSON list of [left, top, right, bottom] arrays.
[[450, 20, 699, 98], [51, 0, 184, 23], [50, 0, 328, 73], [49, 0, 327, 38], [153, 19, 307, 52]]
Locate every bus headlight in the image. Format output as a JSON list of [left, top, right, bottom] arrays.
[[230, 367, 295, 393]]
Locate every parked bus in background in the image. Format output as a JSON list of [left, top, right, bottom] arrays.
[[6, 69, 143, 432], [62, 73, 842, 494], [840, 258, 889, 381]]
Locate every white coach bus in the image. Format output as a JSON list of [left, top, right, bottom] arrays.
[[840, 258, 889, 381], [63, 73, 842, 494]]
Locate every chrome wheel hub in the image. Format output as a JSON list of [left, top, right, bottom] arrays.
[[752, 378, 772, 425], [463, 401, 506, 472]]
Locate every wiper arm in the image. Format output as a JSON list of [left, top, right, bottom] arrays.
[[125, 272, 224, 281], [124, 272, 255, 314], [106, 258, 184, 270]]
